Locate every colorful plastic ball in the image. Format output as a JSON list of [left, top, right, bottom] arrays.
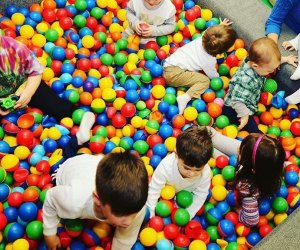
[[259, 224, 273, 237], [12, 238, 29, 250], [207, 103, 222, 118], [18, 202, 38, 221], [285, 171, 299, 186], [206, 208, 222, 225], [223, 125, 238, 139], [133, 140, 149, 155], [173, 234, 190, 248], [173, 208, 190, 226], [217, 219, 234, 237], [210, 77, 223, 91], [176, 190, 193, 208], [145, 120, 160, 134], [0, 183, 10, 202], [1, 154, 19, 172], [218, 63, 230, 76], [149, 216, 164, 232], [4, 222, 25, 242], [155, 200, 172, 217], [215, 115, 230, 129], [183, 107, 198, 121], [246, 232, 262, 247], [263, 79, 278, 93], [80, 228, 101, 247], [290, 121, 300, 136], [221, 165, 235, 181], [156, 239, 173, 250], [197, 112, 211, 126], [206, 225, 220, 242], [153, 143, 168, 158], [161, 185, 176, 200], [151, 85, 166, 99], [139, 227, 157, 247], [212, 185, 227, 201], [272, 197, 288, 213]]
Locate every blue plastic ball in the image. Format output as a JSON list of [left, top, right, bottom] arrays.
[[43, 139, 58, 153], [218, 219, 234, 237], [131, 241, 145, 250], [124, 79, 138, 90], [228, 154, 238, 167], [18, 202, 38, 221], [246, 232, 262, 247], [5, 5, 18, 17], [158, 124, 173, 140], [139, 87, 151, 101], [150, 155, 162, 168], [259, 199, 271, 215], [215, 201, 230, 215], [207, 243, 221, 250], [150, 64, 163, 77], [0, 183, 10, 202], [61, 63, 75, 74], [166, 105, 179, 120], [51, 80, 65, 93], [103, 141, 116, 154], [156, 239, 173, 250], [4, 207, 18, 223], [285, 171, 299, 186], [51, 46, 66, 61], [192, 99, 206, 112], [126, 90, 140, 103], [152, 143, 168, 158], [133, 130, 147, 141], [29, 11, 42, 22], [71, 76, 84, 88], [56, 0, 67, 8], [4, 222, 25, 242], [96, 113, 108, 126], [158, 101, 170, 113]]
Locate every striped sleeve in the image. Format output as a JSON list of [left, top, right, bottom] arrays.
[[239, 196, 259, 227]]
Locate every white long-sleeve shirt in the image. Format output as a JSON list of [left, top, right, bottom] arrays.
[[43, 154, 146, 250], [163, 37, 219, 79], [124, 0, 176, 43], [147, 152, 211, 219]]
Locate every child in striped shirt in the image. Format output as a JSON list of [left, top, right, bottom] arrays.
[[210, 129, 285, 227]]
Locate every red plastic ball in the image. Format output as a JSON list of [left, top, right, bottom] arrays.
[[112, 114, 127, 128], [59, 16, 73, 30], [164, 223, 180, 240], [290, 121, 300, 136], [147, 134, 163, 148], [184, 220, 202, 239], [259, 224, 273, 237], [121, 103, 136, 118], [16, 129, 35, 148], [149, 216, 164, 232], [216, 155, 229, 169], [224, 211, 239, 225], [7, 192, 23, 207], [225, 54, 239, 68], [77, 58, 92, 71]]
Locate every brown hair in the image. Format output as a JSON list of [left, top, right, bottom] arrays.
[[176, 126, 213, 168], [202, 25, 237, 56], [248, 37, 281, 65], [95, 151, 148, 216]]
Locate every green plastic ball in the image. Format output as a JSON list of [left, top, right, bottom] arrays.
[[280, 130, 294, 138], [39, 189, 48, 204], [4, 172, 13, 186], [73, 15, 87, 28], [192, 33, 202, 40], [65, 218, 84, 232], [143, 49, 156, 60], [68, 90, 80, 104], [26, 221, 43, 240], [174, 208, 190, 226], [211, 167, 221, 176], [133, 140, 149, 154], [146, 120, 160, 133], [215, 89, 225, 98], [156, 36, 168, 46], [215, 115, 230, 128], [101, 53, 114, 66], [138, 109, 151, 119], [176, 190, 193, 208], [263, 79, 278, 93], [197, 112, 211, 126], [115, 70, 126, 79], [114, 52, 128, 66], [206, 226, 220, 242], [0, 167, 6, 183], [90, 7, 104, 19], [210, 77, 223, 91], [194, 18, 206, 30], [119, 138, 132, 151], [155, 201, 171, 217], [218, 64, 230, 76], [141, 71, 152, 83], [96, 32, 107, 43], [116, 39, 128, 50], [45, 29, 58, 42], [0, 127, 4, 139], [204, 203, 215, 213], [272, 197, 288, 213], [163, 93, 177, 105], [226, 242, 238, 250], [75, 0, 87, 11], [136, 101, 146, 111], [267, 126, 281, 137], [221, 165, 235, 181], [72, 109, 85, 125], [46, 56, 52, 67]]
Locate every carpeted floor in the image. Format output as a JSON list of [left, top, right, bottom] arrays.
[[0, 0, 40, 15]]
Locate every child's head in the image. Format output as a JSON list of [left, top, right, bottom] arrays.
[[236, 134, 285, 198], [176, 126, 213, 178], [248, 37, 281, 76], [144, 0, 163, 8], [202, 25, 237, 56], [94, 151, 148, 227]]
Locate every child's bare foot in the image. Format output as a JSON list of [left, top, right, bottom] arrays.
[[76, 112, 95, 145]]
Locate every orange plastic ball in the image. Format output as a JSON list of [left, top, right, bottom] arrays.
[[207, 103, 222, 118], [260, 112, 274, 125]]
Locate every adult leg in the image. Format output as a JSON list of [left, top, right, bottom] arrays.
[[290, 34, 300, 80], [29, 81, 77, 121]]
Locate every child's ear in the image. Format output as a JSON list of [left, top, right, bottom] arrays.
[[92, 191, 101, 207]]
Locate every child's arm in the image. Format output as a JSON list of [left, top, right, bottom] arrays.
[[126, 1, 143, 35], [231, 101, 251, 130], [146, 158, 169, 217], [186, 167, 211, 219], [282, 34, 300, 51], [281, 55, 298, 67], [112, 206, 146, 250], [145, 15, 176, 37], [219, 18, 233, 26]]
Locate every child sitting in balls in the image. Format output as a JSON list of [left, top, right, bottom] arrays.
[[43, 150, 149, 250], [163, 18, 237, 114], [0, 34, 76, 120], [123, 0, 176, 45], [223, 37, 296, 133], [147, 126, 213, 220], [209, 127, 285, 227]]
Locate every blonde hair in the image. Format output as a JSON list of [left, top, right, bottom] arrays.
[[249, 37, 281, 65], [202, 25, 237, 56]]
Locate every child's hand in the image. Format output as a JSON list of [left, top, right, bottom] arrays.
[[0, 108, 10, 116], [219, 18, 233, 26], [238, 115, 249, 130], [14, 89, 33, 109], [134, 21, 145, 35], [282, 41, 296, 51], [282, 55, 298, 67], [44, 235, 61, 250], [142, 25, 153, 37]]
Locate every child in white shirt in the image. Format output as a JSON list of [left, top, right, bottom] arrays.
[[124, 0, 176, 44]]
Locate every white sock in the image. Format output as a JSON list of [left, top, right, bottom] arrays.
[[285, 88, 300, 104], [76, 111, 96, 145], [290, 65, 300, 80], [177, 93, 191, 114]]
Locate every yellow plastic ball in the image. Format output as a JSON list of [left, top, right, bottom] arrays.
[[131, 116, 143, 128], [60, 117, 74, 129], [211, 185, 227, 201], [14, 146, 30, 160], [36, 22, 49, 34], [257, 103, 266, 115], [189, 240, 207, 250], [102, 88, 116, 102], [113, 97, 127, 110], [222, 125, 238, 138], [265, 210, 275, 220], [177, 20, 186, 31], [164, 137, 176, 152], [212, 174, 226, 186], [270, 107, 283, 119], [208, 158, 216, 168], [48, 127, 62, 140], [151, 85, 166, 99], [32, 34, 46, 47], [128, 34, 141, 45], [156, 231, 165, 241], [117, 9, 127, 22], [42, 68, 55, 82], [161, 184, 176, 200], [258, 124, 268, 134], [173, 32, 183, 43], [201, 9, 213, 21], [1, 154, 19, 172], [139, 228, 157, 247], [110, 137, 120, 146], [3, 136, 17, 148], [184, 107, 198, 121], [109, 23, 123, 33], [100, 77, 113, 89], [82, 35, 95, 49], [11, 13, 25, 25], [141, 156, 150, 165], [12, 238, 29, 250], [274, 213, 287, 225], [20, 25, 35, 39], [220, 76, 230, 89], [128, 53, 140, 63], [235, 48, 248, 61], [230, 66, 238, 77], [279, 119, 291, 131], [122, 125, 135, 137], [88, 69, 101, 79], [93, 222, 111, 239]]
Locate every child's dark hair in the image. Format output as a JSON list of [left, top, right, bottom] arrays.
[[248, 37, 281, 65], [95, 151, 148, 216], [235, 134, 285, 198], [176, 126, 213, 168], [202, 25, 237, 56]]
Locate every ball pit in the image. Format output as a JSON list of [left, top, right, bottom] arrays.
[[0, 0, 298, 249]]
